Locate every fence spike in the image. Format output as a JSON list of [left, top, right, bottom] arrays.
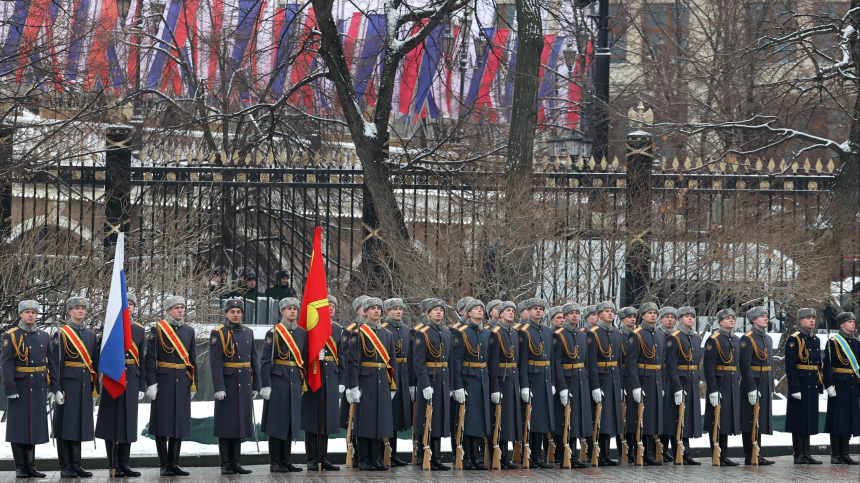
[[588, 156, 596, 170], [683, 157, 691, 170], [611, 156, 619, 170], [815, 158, 823, 172], [803, 158, 811, 173], [826, 159, 835, 173], [267, 151, 274, 165], [599, 157, 607, 171], [576, 156, 585, 171], [767, 158, 775, 173]]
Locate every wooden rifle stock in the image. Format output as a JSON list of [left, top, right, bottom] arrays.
[[562, 404, 572, 468], [751, 402, 760, 465], [547, 432, 555, 463], [411, 401, 417, 464], [712, 403, 721, 466], [422, 402, 433, 470], [491, 403, 502, 469], [513, 442, 522, 463], [345, 403, 355, 467], [656, 436, 664, 463], [675, 401, 685, 464], [384, 438, 392, 466], [635, 401, 644, 466], [579, 438, 587, 463], [454, 403, 465, 470], [620, 401, 628, 462], [522, 403, 532, 468], [591, 403, 602, 467]]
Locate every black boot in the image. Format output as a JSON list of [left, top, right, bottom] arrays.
[[71, 441, 92, 478], [282, 438, 303, 472], [371, 439, 389, 470], [59, 441, 78, 478], [742, 431, 754, 465], [318, 434, 339, 471], [642, 436, 661, 466], [792, 434, 807, 464], [267, 437, 284, 472], [500, 442, 515, 469], [659, 435, 673, 462], [471, 436, 488, 470], [389, 436, 407, 466], [230, 438, 252, 474], [718, 435, 739, 466], [219, 438, 235, 474], [104, 441, 126, 477], [840, 435, 858, 465], [598, 435, 618, 466], [23, 444, 46, 478], [155, 436, 174, 476], [461, 435, 474, 470], [169, 437, 190, 476], [306, 431, 319, 470], [430, 437, 450, 471], [801, 435, 821, 464], [118, 443, 140, 477], [12, 443, 28, 478], [681, 438, 700, 465]]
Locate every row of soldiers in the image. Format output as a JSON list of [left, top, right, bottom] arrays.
[[3, 294, 859, 478]]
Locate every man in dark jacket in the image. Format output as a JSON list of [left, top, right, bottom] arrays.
[[586, 301, 624, 466], [739, 307, 775, 466], [518, 298, 555, 468], [382, 298, 412, 467], [211, 298, 261, 474], [823, 311, 860, 465], [703, 308, 741, 466], [488, 301, 522, 469], [552, 303, 591, 468], [626, 302, 665, 466], [452, 299, 491, 470], [784, 308, 823, 464], [264, 269, 297, 301], [664, 306, 702, 465], [231, 269, 264, 300]]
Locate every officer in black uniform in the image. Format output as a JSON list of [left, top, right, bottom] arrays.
[[618, 305, 639, 463], [488, 301, 522, 469], [211, 298, 261, 474], [656, 307, 676, 461], [96, 293, 146, 477], [586, 301, 623, 466], [382, 298, 412, 466], [414, 299, 453, 471], [552, 303, 591, 468], [626, 302, 665, 466], [784, 307, 822, 464], [53, 296, 100, 478], [518, 298, 555, 468], [3, 300, 55, 478], [664, 306, 702, 465], [823, 311, 860, 465], [703, 308, 741, 466], [739, 307, 775, 466]]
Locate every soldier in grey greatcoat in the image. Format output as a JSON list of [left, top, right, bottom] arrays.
[[488, 301, 522, 469], [3, 300, 55, 478], [739, 307, 775, 466], [145, 296, 198, 476], [486, 300, 502, 327], [95, 294, 146, 477], [784, 308, 823, 465], [518, 298, 555, 468], [664, 306, 702, 465], [381, 298, 411, 467], [586, 301, 624, 466], [211, 299, 261, 474], [703, 308, 741, 466], [823, 311, 860, 465], [53, 296, 100, 478], [617, 305, 639, 463], [655, 306, 676, 461], [626, 303, 665, 466], [552, 303, 592, 468], [260, 297, 306, 472]]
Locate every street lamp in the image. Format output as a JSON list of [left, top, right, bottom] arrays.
[[577, 0, 610, 162], [443, 23, 455, 61]]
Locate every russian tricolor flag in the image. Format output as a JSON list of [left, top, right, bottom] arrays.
[[99, 233, 133, 398]]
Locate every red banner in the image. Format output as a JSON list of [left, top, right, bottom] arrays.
[[298, 226, 332, 392]]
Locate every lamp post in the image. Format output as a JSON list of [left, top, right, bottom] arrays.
[[458, 8, 472, 121], [577, 0, 609, 162]]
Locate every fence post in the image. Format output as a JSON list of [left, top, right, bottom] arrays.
[[622, 130, 654, 307], [0, 127, 14, 235], [104, 126, 133, 248]]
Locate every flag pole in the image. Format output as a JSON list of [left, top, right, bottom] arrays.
[[317, 359, 324, 472]]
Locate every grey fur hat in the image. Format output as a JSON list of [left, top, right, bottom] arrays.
[[352, 295, 369, 312], [582, 305, 597, 318], [526, 298, 548, 310], [66, 296, 90, 311], [328, 296, 338, 306], [676, 306, 696, 318], [420, 298, 437, 313], [745, 306, 767, 322], [486, 299, 502, 315], [224, 298, 244, 312], [617, 306, 637, 319], [464, 299, 485, 316], [836, 312, 856, 325], [362, 297, 384, 311], [562, 303, 581, 315], [596, 301, 616, 314], [658, 306, 677, 320], [796, 308, 816, 320], [716, 308, 736, 322], [638, 302, 659, 316], [162, 295, 184, 312], [127, 294, 137, 306], [457, 297, 473, 313], [517, 300, 530, 313], [425, 299, 447, 313], [18, 300, 40, 315], [547, 306, 564, 320], [279, 297, 301, 310], [384, 298, 407, 312], [496, 301, 517, 317]]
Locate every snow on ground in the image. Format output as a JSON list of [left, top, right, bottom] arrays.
[[1, 398, 856, 461]]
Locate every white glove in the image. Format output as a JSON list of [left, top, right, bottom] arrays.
[[591, 389, 603, 403], [252, 390, 259, 398], [423, 386, 434, 401], [450, 390, 453, 398], [747, 390, 758, 405], [491, 392, 501, 404], [345, 389, 355, 404], [391, 391, 396, 400], [709, 392, 719, 407], [319, 349, 326, 360], [791, 392, 801, 400], [339, 385, 345, 394], [662, 390, 665, 397], [138, 391, 145, 401], [8, 394, 18, 399], [520, 388, 531, 403], [552, 386, 556, 395], [215, 391, 226, 400], [349, 387, 361, 403], [622, 389, 627, 402], [55, 392, 65, 405], [827, 385, 836, 397], [260, 387, 272, 400], [409, 386, 416, 401], [674, 390, 683, 406], [47, 392, 55, 405], [454, 388, 466, 404], [632, 388, 642, 403], [559, 389, 569, 406]]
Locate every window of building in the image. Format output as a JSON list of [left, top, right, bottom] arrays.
[[815, 2, 850, 59], [641, 2, 690, 60], [609, 4, 630, 63], [496, 3, 516, 29]]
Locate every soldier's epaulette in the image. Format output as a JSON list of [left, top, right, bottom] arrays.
[[745, 331, 753, 337], [483, 324, 491, 330], [458, 325, 469, 333], [633, 327, 643, 333], [133, 322, 145, 329], [492, 326, 501, 334], [415, 323, 425, 330], [382, 323, 389, 328], [554, 328, 564, 335], [215, 324, 225, 331], [580, 327, 587, 332], [346, 323, 357, 331], [710, 332, 720, 339], [791, 331, 800, 337], [5, 327, 18, 334], [671, 330, 681, 336], [512, 323, 522, 330], [419, 326, 430, 333], [589, 326, 600, 333]]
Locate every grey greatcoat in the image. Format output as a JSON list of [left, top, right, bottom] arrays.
[[260, 323, 306, 440], [488, 324, 522, 442], [145, 319, 198, 438], [301, 322, 344, 435], [382, 319, 412, 432], [452, 322, 491, 438], [518, 321, 555, 434], [210, 322, 261, 439], [620, 327, 635, 434], [739, 327, 774, 435], [586, 323, 624, 435], [553, 325, 593, 439], [3, 325, 57, 445], [784, 328, 822, 435], [655, 326, 675, 436], [625, 324, 664, 437], [703, 330, 741, 435], [52, 322, 99, 442], [95, 322, 146, 442], [663, 328, 702, 438], [339, 321, 358, 429], [346, 321, 398, 439], [413, 323, 453, 437], [823, 331, 860, 436]]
